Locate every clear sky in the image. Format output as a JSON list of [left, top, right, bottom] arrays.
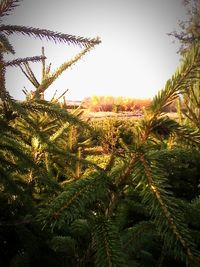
[[4, 0, 187, 101]]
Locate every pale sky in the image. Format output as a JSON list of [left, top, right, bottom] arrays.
[[4, 0, 187, 101]]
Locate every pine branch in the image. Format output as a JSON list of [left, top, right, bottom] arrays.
[[0, 137, 32, 165], [36, 45, 93, 94], [0, 0, 21, 19], [122, 221, 155, 250], [48, 235, 76, 254], [149, 42, 200, 117], [118, 153, 138, 187], [20, 99, 91, 130], [168, 31, 200, 49], [137, 153, 200, 265], [5, 56, 46, 67], [53, 89, 68, 102], [142, 115, 176, 141], [51, 143, 104, 176], [49, 121, 69, 142], [173, 125, 200, 146], [8, 101, 101, 180], [148, 115, 200, 146], [105, 153, 139, 218], [0, 53, 13, 117], [183, 106, 199, 127], [41, 46, 45, 80], [0, 33, 15, 54], [0, 116, 19, 133], [190, 85, 200, 108], [46, 62, 51, 75], [114, 191, 149, 231], [0, 127, 50, 194], [38, 173, 108, 228], [140, 111, 200, 148], [0, 166, 28, 200], [0, 131, 48, 180], [182, 92, 200, 129], [0, 24, 101, 47], [23, 62, 40, 88], [93, 216, 127, 267], [40, 119, 58, 134], [19, 64, 35, 90]]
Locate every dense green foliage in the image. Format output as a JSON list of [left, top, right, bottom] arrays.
[[1, 1, 200, 267]]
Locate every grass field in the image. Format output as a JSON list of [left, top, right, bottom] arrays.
[[82, 110, 178, 120]]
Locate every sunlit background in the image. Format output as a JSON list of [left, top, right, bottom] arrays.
[[4, 0, 187, 101]]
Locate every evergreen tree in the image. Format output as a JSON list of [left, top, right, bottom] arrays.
[[37, 42, 200, 267], [1, 1, 200, 267]]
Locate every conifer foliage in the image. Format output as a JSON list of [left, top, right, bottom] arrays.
[[1, 1, 200, 267]]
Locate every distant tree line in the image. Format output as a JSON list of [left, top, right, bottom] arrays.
[[82, 95, 181, 113]]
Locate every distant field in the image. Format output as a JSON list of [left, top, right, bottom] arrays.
[[82, 111, 141, 119], [82, 110, 178, 120]]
